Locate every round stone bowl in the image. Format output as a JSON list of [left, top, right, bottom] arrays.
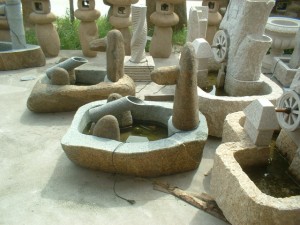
[[265, 17, 300, 54], [0, 41, 45, 70], [61, 100, 208, 177], [198, 75, 283, 137]]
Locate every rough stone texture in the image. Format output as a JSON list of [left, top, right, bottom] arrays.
[[289, 148, 300, 182], [106, 30, 125, 82], [272, 57, 300, 87], [29, 2, 60, 57], [291, 70, 300, 94], [27, 74, 135, 113], [210, 142, 300, 225], [289, 27, 300, 69], [75, 2, 100, 58], [222, 111, 252, 144], [221, 0, 274, 96], [50, 67, 70, 85], [276, 128, 300, 163], [198, 74, 283, 137], [172, 43, 199, 130], [61, 100, 208, 177], [92, 115, 120, 141], [187, 6, 208, 42], [107, 93, 133, 128], [0, 42, 45, 70]]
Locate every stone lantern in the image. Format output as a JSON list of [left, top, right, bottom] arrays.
[[29, 0, 60, 57], [202, 0, 222, 44], [107, 0, 138, 55], [149, 0, 184, 58], [75, 0, 100, 57]]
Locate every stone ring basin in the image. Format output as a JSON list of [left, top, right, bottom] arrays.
[[265, 17, 300, 52], [61, 100, 208, 177], [0, 41, 45, 70]]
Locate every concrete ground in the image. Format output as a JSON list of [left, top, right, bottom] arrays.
[[0, 50, 227, 225]]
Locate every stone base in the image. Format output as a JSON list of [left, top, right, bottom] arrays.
[[276, 128, 300, 163], [124, 56, 155, 81], [211, 142, 300, 225], [0, 42, 45, 70], [27, 72, 136, 113], [61, 100, 208, 177], [198, 74, 283, 137], [272, 57, 300, 87]]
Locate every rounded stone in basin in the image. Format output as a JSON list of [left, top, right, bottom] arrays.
[[0, 42, 45, 70], [61, 100, 208, 177]]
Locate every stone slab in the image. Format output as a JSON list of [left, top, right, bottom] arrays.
[[124, 56, 155, 81]]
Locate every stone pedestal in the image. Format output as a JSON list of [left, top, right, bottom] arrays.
[[30, 0, 60, 57], [124, 56, 155, 81], [149, 0, 183, 58], [75, 0, 100, 57]]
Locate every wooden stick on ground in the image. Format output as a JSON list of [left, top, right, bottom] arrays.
[[153, 181, 229, 223]]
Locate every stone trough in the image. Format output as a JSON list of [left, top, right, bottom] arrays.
[[210, 142, 300, 225], [0, 41, 45, 70], [198, 74, 283, 137], [27, 68, 135, 113], [61, 100, 208, 177]]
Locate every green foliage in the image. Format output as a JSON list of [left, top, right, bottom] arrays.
[[172, 26, 187, 46], [25, 28, 38, 45], [97, 16, 113, 38]]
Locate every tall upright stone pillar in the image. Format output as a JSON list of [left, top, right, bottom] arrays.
[[107, 0, 138, 56], [30, 0, 60, 57], [75, 0, 100, 57], [149, 0, 184, 58]]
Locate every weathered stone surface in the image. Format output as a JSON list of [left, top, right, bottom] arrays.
[[211, 142, 300, 225], [61, 100, 208, 177], [50, 67, 70, 85], [27, 74, 135, 113], [149, 26, 173, 58], [107, 93, 133, 128], [106, 30, 125, 82], [198, 75, 283, 137], [276, 129, 299, 163], [291, 70, 300, 94], [187, 6, 208, 42], [0, 42, 45, 71], [289, 148, 300, 182], [93, 115, 120, 141], [289, 27, 300, 69]]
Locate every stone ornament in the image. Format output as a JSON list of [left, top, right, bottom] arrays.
[[202, 0, 222, 44], [107, 0, 138, 55], [149, 0, 184, 58], [75, 0, 100, 57], [187, 6, 208, 43], [0, 0, 10, 41], [130, 4, 147, 63], [30, 0, 60, 57], [92, 115, 121, 141], [219, 0, 274, 96], [151, 42, 200, 131]]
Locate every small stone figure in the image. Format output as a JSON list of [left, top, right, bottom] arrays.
[[30, 0, 60, 57], [107, 93, 133, 128], [92, 115, 121, 141], [151, 42, 200, 131], [149, 0, 184, 58], [75, 0, 100, 57]]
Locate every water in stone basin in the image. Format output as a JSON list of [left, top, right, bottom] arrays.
[[83, 120, 168, 142], [242, 142, 300, 198], [203, 72, 228, 96]]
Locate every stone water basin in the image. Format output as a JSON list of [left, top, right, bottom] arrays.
[[0, 41, 45, 70], [61, 100, 208, 177], [210, 142, 300, 225], [27, 69, 135, 113]]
